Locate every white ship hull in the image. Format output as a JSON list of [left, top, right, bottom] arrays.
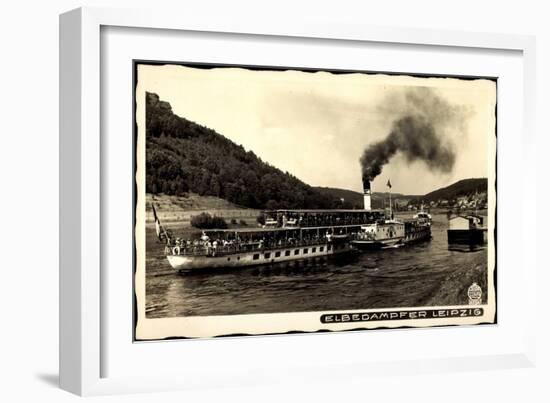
[[350, 220, 406, 249], [351, 236, 404, 249], [167, 242, 352, 273], [351, 221, 431, 249]]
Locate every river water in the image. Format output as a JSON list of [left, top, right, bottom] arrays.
[[144, 213, 488, 318]]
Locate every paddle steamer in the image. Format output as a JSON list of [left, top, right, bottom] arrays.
[[350, 186, 432, 249], [163, 208, 384, 273]]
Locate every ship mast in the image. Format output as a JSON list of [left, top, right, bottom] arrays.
[[152, 203, 169, 242], [387, 179, 393, 220], [389, 192, 392, 220]]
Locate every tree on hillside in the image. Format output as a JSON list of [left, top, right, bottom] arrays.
[[190, 213, 228, 229]]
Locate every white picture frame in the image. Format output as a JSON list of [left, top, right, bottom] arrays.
[[59, 6, 537, 396]]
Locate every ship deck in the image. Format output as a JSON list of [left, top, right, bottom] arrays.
[[203, 223, 371, 234]]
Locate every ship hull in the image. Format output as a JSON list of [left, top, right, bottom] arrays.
[[447, 229, 487, 245], [404, 225, 432, 244], [351, 236, 404, 250], [351, 222, 431, 250], [167, 242, 352, 273]]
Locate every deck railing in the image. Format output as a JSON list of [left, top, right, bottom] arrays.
[[167, 238, 330, 257]]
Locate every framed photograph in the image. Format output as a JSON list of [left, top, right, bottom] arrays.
[[60, 7, 537, 396]]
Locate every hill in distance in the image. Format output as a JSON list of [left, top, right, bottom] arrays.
[[422, 178, 487, 202], [314, 186, 422, 209], [315, 178, 487, 209]]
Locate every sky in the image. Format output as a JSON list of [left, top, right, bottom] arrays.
[[137, 64, 496, 195]]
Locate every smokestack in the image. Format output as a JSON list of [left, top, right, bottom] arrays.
[[363, 177, 372, 211], [359, 88, 462, 195]]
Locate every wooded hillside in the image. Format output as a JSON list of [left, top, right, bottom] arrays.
[[145, 92, 350, 210]]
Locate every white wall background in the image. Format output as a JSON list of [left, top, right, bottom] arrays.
[[0, 0, 547, 401]]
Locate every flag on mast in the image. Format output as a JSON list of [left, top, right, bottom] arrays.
[[152, 203, 162, 239], [387, 179, 392, 189]]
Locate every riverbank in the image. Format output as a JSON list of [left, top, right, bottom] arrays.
[[421, 250, 489, 306], [146, 193, 260, 224]]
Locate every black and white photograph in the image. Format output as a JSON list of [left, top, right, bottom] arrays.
[[134, 62, 496, 340]]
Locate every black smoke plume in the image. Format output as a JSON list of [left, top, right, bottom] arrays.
[[361, 87, 463, 182]]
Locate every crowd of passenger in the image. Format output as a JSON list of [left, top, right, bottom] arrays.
[[163, 211, 385, 257], [271, 212, 383, 228], [166, 231, 331, 256]]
